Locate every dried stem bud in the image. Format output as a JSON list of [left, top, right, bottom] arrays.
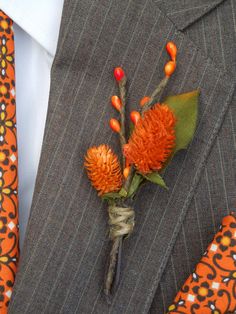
[[166, 41, 177, 61], [164, 61, 176, 77], [111, 95, 122, 112], [114, 67, 125, 82], [110, 118, 121, 133]]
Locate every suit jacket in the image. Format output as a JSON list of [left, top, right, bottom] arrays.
[[8, 0, 236, 313]]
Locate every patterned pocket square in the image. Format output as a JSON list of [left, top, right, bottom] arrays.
[[168, 212, 236, 314]]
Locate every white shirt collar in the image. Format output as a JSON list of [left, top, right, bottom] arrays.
[[0, 0, 64, 56]]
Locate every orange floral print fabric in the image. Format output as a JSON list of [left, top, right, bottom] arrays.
[[0, 11, 19, 313], [168, 212, 236, 314]]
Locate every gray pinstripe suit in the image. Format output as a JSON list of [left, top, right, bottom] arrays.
[[8, 0, 236, 313]]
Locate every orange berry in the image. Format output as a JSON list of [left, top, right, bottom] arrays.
[[111, 95, 122, 112], [125, 159, 130, 168], [130, 111, 141, 125], [139, 96, 151, 107], [109, 118, 121, 133], [123, 167, 130, 179], [114, 67, 125, 81], [164, 61, 176, 77], [166, 42, 177, 61]]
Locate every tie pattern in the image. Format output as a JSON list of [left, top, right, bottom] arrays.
[[168, 213, 236, 314], [0, 10, 19, 313]]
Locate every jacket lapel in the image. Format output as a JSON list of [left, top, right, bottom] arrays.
[[9, 0, 234, 313], [156, 0, 226, 30]]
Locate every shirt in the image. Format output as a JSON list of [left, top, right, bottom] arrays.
[[0, 0, 65, 249]]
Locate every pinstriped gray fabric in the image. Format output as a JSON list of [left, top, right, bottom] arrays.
[[151, 0, 236, 311], [8, 0, 235, 313], [153, 0, 226, 30]]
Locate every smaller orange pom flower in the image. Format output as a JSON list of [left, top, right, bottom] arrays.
[[84, 144, 122, 196], [123, 104, 176, 174]]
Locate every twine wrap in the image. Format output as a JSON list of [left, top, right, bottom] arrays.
[[108, 205, 135, 239]]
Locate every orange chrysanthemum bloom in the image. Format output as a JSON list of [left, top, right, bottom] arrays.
[[84, 144, 122, 196], [124, 104, 176, 174]]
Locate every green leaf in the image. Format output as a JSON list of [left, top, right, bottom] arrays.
[[119, 187, 128, 197], [102, 192, 123, 200], [127, 173, 144, 197], [164, 90, 199, 153], [143, 172, 168, 189]]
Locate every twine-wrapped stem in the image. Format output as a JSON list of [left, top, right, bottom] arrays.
[[104, 204, 135, 298]]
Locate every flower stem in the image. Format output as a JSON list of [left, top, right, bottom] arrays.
[[104, 236, 122, 299], [118, 77, 127, 169], [141, 76, 169, 114]]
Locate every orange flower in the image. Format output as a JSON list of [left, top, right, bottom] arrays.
[[123, 104, 176, 174], [84, 144, 122, 195]]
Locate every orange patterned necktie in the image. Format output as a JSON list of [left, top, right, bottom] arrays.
[[0, 10, 19, 313]]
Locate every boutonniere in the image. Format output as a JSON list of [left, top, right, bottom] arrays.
[[84, 42, 199, 300]]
